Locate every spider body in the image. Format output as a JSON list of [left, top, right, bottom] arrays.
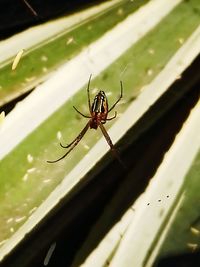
[[47, 75, 125, 167], [90, 91, 108, 129]]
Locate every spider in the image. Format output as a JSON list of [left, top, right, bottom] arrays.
[[47, 75, 124, 166]]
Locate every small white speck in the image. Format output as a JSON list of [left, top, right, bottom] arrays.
[[41, 55, 48, 62], [0, 85, 2, 90], [29, 207, 37, 215], [15, 216, 26, 223], [27, 167, 36, 173], [25, 76, 36, 82], [27, 154, 34, 163], [148, 48, 155, 55], [43, 179, 51, 183], [147, 69, 153, 76], [190, 227, 200, 236], [66, 37, 74, 45], [82, 143, 90, 150], [178, 38, 184, 44], [57, 131, 62, 140], [6, 218, 14, 224], [87, 25, 92, 30], [22, 173, 29, 181], [42, 67, 48, 73], [44, 242, 57, 266], [10, 227, 14, 233]]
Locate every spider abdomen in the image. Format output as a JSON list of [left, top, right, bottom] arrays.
[[91, 90, 108, 116], [90, 90, 108, 129]]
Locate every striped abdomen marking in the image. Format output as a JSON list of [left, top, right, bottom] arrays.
[[92, 91, 108, 114]]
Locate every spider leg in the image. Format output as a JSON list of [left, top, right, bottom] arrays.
[[60, 139, 75, 149], [106, 111, 117, 121], [87, 74, 92, 114], [60, 108, 90, 148], [47, 121, 90, 163], [99, 122, 126, 168], [73, 106, 91, 118], [108, 81, 123, 113]]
